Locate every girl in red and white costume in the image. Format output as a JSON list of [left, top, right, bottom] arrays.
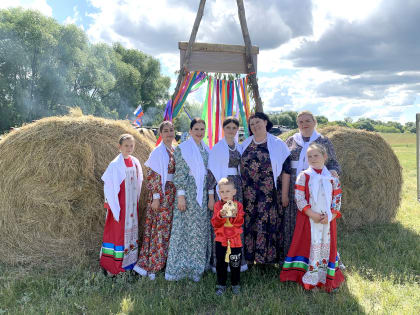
[[100, 134, 143, 276], [280, 143, 344, 292]]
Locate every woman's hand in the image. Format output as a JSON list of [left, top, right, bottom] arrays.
[[330, 170, 339, 178], [320, 215, 328, 224], [208, 194, 215, 211], [281, 194, 289, 207], [151, 199, 160, 210], [177, 196, 186, 212]]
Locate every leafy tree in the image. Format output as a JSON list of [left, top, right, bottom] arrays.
[[315, 115, 328, 125], [374, 125, 401, 133], [267, 111, 297, 129], [0, 8, 170, 133], [353, 118, 375, 131], [403, 122, 416, 133]]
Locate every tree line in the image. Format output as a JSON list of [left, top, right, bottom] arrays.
[[0, 8, 170, 133], [268, 111, 416, 133]]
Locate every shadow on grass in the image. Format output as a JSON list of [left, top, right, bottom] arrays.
[[339, 221, 419, 284]]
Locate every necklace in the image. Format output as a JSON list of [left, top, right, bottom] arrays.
[[228, 143, 236, 151], [253, 137, 267, 144]]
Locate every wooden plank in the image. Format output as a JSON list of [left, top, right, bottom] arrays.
[[180, 49, 258, 73], [179, 42, 259, 54]]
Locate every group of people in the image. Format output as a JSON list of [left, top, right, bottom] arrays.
[[100, 110, 345, 294]]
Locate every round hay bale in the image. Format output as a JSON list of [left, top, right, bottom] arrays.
[[0, 115, 154, 267], [281, 126, 402, 230], [138, 127, 157, 143]]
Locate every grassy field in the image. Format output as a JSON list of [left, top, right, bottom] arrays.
[[1, 133, 419, 314]]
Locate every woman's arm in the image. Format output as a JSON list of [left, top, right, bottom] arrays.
[[207, 170, 216, 210], [323, 137, 341, 176], [146, 168, 163, 210], [281, 156, 292, 207], [173, 147, 189, 211]]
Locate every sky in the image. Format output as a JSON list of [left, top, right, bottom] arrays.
[[1, 0, 419, 123]]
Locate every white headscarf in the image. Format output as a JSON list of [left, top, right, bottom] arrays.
[[304, 166, 334, 222], [179, 137, 209, 206], [145, 142, 173, 192], [293, 130, 321, 175], [208, 138, 242, 198], [101, 153, 143, 221], [241, 133, 290, 188]]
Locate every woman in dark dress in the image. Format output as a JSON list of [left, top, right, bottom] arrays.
[[240, 112, 291, 265]]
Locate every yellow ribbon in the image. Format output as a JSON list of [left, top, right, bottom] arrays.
[[225, 240, 231, 263]]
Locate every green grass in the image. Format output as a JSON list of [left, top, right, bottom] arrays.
[[1, 133, 419, 314]]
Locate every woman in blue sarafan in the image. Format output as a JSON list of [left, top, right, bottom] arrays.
[[165, 118, 212, 282]]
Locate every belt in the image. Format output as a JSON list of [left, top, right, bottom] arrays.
[[291, 161, 299, 169], [166, 174, 174, 182]]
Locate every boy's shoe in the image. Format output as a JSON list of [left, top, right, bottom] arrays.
[[215, 285, 226, 296], [232, 285, 241, 295]]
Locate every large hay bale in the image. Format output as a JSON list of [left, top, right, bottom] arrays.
[[281, 126, 402, 229], [0, 114, 154, 267]]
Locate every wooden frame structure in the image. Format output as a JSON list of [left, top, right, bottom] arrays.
[[172, 0, 263, 113]]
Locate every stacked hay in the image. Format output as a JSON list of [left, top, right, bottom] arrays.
[[0, 113, 155, 267], [281, 126, 402, 229]]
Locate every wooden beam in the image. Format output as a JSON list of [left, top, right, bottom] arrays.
[[171, 0, 206, 108], [236, 0, 263, 113], [179, 42, 259, 54]]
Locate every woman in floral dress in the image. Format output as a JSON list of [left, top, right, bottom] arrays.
[[165, 118, 212, 282], [134, 121, 176, 280], [207, 117, 247, 272], [240, 112, 291, 265], [281, 111, 341, 263]]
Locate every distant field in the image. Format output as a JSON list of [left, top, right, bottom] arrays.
[[0, 132, 419, 314], [380, 132, 416, 146]]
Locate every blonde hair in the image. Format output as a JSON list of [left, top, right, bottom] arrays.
[[218, 177, 235, 188], [308, 143, 328, 158], [297, 110, 317, 124]]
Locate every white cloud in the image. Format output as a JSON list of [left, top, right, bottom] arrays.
[[0, 0, 52, 16], [63, 6, 81, 26], [82, 0, 416, 122]]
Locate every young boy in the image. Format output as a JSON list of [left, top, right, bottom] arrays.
[[211, 178, 244, 295]]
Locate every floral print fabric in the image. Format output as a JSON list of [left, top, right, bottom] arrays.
[[165, 145, 212, 281], [240, 141, 282, 264], [136, 148, 175, 274]]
